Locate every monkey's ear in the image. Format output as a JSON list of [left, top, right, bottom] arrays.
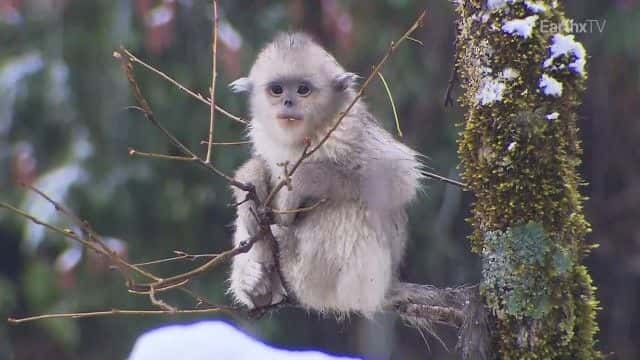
[[332, 72, 360, 91], [229, 77, 253, 93]]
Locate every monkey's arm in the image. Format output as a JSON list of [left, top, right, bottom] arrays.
[[273, 160, 362, 225], [360, 157, 422, 211], [229, 157, 284, 308], [274, 155, 420, 225], [230, 157, 271, 237]]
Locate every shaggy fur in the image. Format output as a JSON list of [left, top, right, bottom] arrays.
[[228, 32, 423, 317]]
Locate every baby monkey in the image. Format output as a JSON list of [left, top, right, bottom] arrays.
[[228, 33, 423, 317]]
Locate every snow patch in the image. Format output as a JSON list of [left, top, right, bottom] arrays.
[[507, 142, 517, 151], [543, 34, 586, 75], [472, 11, 491, 23], [502, 15, 539, 39], [539, 74, 563, 97], [477, 77, 506, 105], [524, 1, 547, 13], [546, 112, 560, 120], [128, 321, 361, 360], [488, 0, 509, 10], [501, 68, 520, 80]]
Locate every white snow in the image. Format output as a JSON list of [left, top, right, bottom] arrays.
[[539, 74, 563, 97], [507, 142, 517, 151], [488, 0, 509, 10], [472, 11, 491, 24], [482, 66, 494, 75], [475, 67, 520, 106], [543, 34, 587, 75], [477, 77, 506, 105], [128, 321, 361, 360], [524, 1, 548, 13], [546, 112, 560, 120], [501, 67, 520, 80], [502, 15, 539, 39]]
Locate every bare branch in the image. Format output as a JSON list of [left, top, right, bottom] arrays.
[[133, 251, 219, 267], [115, 48, 247, 124], [8, 308, 229, 324], [131, 234, 261, 293], [406, 36, 424, 46], [421, 170, 467, 188], [114, 49, 253, 192], [205, 0, 219, 163], [271, 198, 327, 215], [200, 140, 251, 146], [128, 148, 196, 161], [0, 198, 159, 282]]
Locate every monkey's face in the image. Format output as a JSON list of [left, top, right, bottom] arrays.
[[248, 72, 356, 146], [266, 79, 313, 129], [229, 33, 358, 146], [254, 77, 328, 145]]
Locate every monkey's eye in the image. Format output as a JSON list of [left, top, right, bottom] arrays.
[[269, 84, 283, 96], [297, 84, 311, 96]]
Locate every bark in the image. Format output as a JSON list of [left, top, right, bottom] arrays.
[[453, 1, 601, 358]]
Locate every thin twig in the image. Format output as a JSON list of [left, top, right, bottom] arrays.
[[0, 203, 156, 287], [131, 234, 261, 292], [407, 36, 424, 46], [397, 303, 464, 328], [377, 71, 403, 137], [271, 198, 328, 215], [444, 64, 458, 107], [149, 285, 177, 312], [422, 170, 466, 188], [13, 186, 234, 308], [115, 48, 247, 124], [128, 148, 196, 161], [200, 140, 251, 146], [8, 308, 228, 324], [205, 0, 219, 163], [114, 49, 252, 192], [263, 140, 311, 206], [133, 251, 219, 267]]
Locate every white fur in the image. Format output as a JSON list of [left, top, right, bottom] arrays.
[[228, 33, 423, 317]]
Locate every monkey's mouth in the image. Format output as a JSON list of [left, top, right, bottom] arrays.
[[276, 113, 304, 128]]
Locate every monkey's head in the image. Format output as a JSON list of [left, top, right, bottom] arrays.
[[230, 33, 358, 146]]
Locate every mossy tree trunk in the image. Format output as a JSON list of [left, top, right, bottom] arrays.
[[454, 1, 600, 358]]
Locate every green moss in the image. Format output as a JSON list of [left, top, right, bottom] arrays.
[[454, 0, 600, 358]]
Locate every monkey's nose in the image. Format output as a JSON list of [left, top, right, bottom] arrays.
[[283, 99, 293, 108]]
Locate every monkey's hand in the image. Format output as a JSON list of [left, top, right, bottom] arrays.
[[229, 255, 284, 308]]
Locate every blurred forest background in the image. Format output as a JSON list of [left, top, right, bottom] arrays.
[[0, 0, 638, 359]]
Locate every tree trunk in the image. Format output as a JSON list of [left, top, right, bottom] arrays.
[[454, 1, 600, 358]]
